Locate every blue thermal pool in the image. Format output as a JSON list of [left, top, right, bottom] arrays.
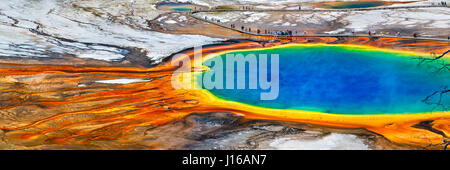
[[172, 8, 192, 11], [323, 1, 385, 9], [196, 45, 450, 115]]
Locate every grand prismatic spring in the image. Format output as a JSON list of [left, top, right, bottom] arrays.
[[321, 1, 386, 9], [0, 0, 449, 151], [197, 44, 450, 115], [177, 39, 449, 148]]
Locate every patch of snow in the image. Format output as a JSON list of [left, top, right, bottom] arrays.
[[195, 12, 242, 23], [0, 0, 222, 63], [178, 15, 187, 22], [77, 51, 125, 61], [165, 19, 178, 24], [243, 12, 271, 23], [281, 22, 292, 26], [269, 133, 370, 150], [157, 16, 168, 22], [342, 8, 450, 31], [95, 78, 150, 84], [325, 28, 346, 34]]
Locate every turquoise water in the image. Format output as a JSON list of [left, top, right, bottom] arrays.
[[197, 45, 450, 115], [324, 1, 385, 9], [172, 8, 192, 11]]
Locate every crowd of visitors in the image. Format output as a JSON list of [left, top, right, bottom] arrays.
[[203, 14, 446, 39], [431, 1, 448, 6]]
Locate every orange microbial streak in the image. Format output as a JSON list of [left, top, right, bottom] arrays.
[[0, 37, 448, 149]]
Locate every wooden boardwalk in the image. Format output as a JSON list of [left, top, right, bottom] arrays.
[[192, 5, 448, 13], [188, 5, 450, 42]]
